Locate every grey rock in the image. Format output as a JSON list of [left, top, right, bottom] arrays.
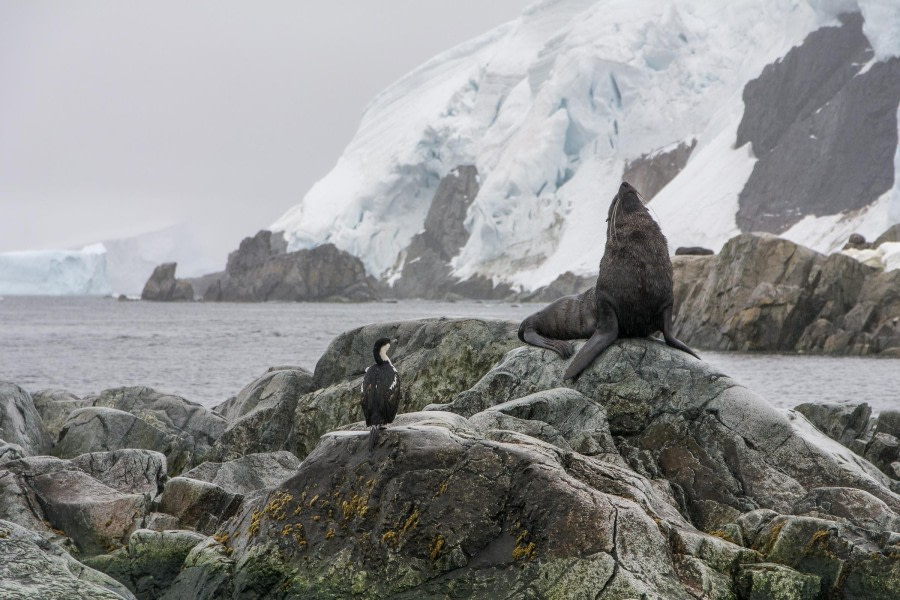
[[0, 519, 136, 600], [863, 433, 900, 477], [0, 381, 52, 456], [439, 340, 898, 531], [791, 486, 900, 532], [875, 410, 900, 438], [209, 369, 314, 462], [219, 423, 744, 599], [394, 166, 486, 299], [794, 402, 872, 446], [181, 451, 300, 496], [142, 512, 180, 532], [158, 537, 235, 600], [27, 468, 151, 555], [56, 387, 227, 475], [468, 388, 621, 459], [671, 233, 900, 355], [140, 262, 194, 302], [83, 529, 207, 600], [874, 223, 900, 246], [204, 230, 379, 302], [158, 477, 243, 535], [54, 407, 172, 466], [0, 441, 26, 465], [735, 563, 821, 600], [515, 271, 595, 303], [213, 367, 313, 425], [32, 389, 90, 443], [674, 246, 714, 255], [69, 449, 167, 496]]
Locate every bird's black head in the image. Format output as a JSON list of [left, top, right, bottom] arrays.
[[373, 337, 393, 365]]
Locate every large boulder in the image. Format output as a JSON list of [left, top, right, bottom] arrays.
[[210, 318, 522, 462], [2, 456, 151, 556], [31, 389, 90, 442], [0, 381, 52, 455], [54, 387, 227, 475], [140, 262, 194, 302], [208, 369, 315, 461], [436, 339, 898, 530], [84, 529, 208, 600], [0, 519, 136, 600], [158, 452, 300, 534], [203, 230, 380, 302], [69, 449, 167, 496], [219, 422, 750, 599]]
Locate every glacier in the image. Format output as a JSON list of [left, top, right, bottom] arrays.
[[271, 0, 900, 292], [0, 224, 222, 296], [0, 244, 111, 296]]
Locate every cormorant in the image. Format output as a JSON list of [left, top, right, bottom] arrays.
[[361, 337, 401, 450]]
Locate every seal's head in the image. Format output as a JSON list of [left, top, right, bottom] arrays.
[[606, 181, 648, 239]]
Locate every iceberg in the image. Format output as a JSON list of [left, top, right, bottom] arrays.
[[0, 244, 111, 295]]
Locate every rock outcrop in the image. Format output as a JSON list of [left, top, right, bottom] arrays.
[[203, 230, 380, 302], [140, 263, 194, 302], [205, 335, 898, 599], [0, 382, 52, 456], [210, 318, 523, 462], [622, 140, 696, 201], [1, 319, 898, 597], [672, 233, 900, 355], [54, 387, 226, 476]]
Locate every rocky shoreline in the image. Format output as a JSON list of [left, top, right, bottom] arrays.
[[2, 318, 898, 598]]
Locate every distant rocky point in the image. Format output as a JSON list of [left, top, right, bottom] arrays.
[[141, 263, 194, 302]]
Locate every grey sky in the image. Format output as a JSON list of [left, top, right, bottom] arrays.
[[0, 0, 529, 263]]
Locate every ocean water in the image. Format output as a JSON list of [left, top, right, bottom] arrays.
[[1, 296, 898, 413]]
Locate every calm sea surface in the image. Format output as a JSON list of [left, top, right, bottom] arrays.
[[1, 296, 898, 413]]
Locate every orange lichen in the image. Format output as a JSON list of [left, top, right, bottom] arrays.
[[430, 534, 445, 560]]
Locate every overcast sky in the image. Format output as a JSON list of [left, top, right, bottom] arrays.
[[0, 0, 529, 261]]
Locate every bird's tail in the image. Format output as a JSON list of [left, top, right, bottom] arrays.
[[368, 425, 380, 451]]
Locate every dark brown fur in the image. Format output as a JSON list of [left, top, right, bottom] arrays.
[[518, 181, 699, 379]]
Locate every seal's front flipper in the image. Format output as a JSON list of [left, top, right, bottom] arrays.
[[563, 322, 618, 381], [520, 326, 575, 358], [661, 305, 700, 359]]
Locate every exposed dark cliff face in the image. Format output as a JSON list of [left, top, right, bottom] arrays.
[[394, 165, 509, 299], [622, 140, 696, 201], [736, 12, 900, 233], [203, 231, 379, 302]]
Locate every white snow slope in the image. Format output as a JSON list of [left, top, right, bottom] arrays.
[[272, 0, 900, 291]]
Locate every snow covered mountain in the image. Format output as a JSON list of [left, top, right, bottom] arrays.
[[271, 0, 900, 293]]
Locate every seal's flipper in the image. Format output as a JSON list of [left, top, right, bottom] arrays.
[[563, 322, 618, 380], [661, 305, 700, 359], [520, 326, 576, 358]]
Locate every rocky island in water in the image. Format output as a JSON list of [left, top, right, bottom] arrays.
[[2, 317, 899, 599]]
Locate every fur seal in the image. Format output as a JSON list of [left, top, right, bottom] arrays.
[[518, 181, 699, 379]]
